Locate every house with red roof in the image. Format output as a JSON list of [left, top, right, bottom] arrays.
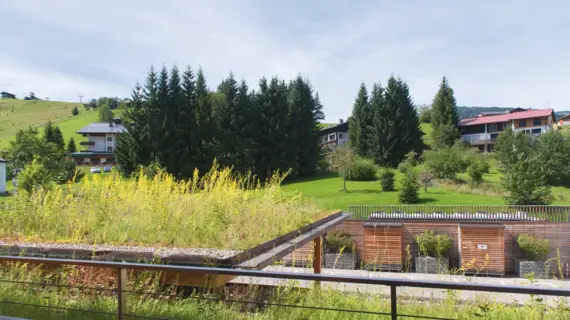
[[458, 108, 555, 152]]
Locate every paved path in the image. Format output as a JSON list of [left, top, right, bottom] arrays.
[[231, 266, 570, 306]]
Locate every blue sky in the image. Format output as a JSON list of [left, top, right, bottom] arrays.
[[1, 1, 569, 121]]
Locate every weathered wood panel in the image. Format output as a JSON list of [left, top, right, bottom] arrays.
[[362, 226, 402, 270], [460, 226, 505, 275], [401, 223, 460, 269]]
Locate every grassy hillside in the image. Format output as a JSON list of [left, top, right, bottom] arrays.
[[0, 99, 108, 148]]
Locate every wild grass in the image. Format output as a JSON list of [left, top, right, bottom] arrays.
[[0, 262, 569, 320], [0, 165, 326, 250]]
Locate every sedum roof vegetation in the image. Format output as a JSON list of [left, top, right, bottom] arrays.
[[0, 165, 327, 250]]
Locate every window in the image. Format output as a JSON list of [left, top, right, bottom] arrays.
[[490, 133, 499, 141], [519, 119, 527, 127], [328, 133, 336, 141], [107, 136, 113, 142], [107, 146, 113, 152], [488, 124, 497, 132], [534, 118, 541, 126], [338, 133, 343, 139], [531, 128, 542, 134]]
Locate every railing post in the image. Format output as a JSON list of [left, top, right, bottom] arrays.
[[390, 285, 397, 320], [117, 268, 127, 320], [313, 236, 322, 274]]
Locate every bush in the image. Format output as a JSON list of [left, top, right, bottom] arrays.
[[19, 158, 54, 194], [399, 170, 420, 204], [419, 108, 431, 123], [404, 151, 419, 166], [54, 159, 85, 184], [379, 169, 395, 191], [325, 230, 355, 252], [517, 234, 550, 261], [467, 158, 488, 186], [398, 161, 411, 173], [346, 157, 376, 181], [71, 106, 79, 116], [423, 143, 467, 179], [416, 230, 453, 258]]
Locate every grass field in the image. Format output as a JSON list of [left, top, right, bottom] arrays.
[[0, 99, 101, 148]]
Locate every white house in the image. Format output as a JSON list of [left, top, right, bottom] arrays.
[[0, 158, 6, 194], [71, 119, 126, 165], [320, 120, 349, 149]]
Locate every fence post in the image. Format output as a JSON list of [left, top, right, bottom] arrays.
[[313, 236, 322, 275], [117, 268, 127, 320], [390, 285, 397, 320]]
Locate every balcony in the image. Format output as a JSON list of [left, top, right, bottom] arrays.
[[461, 133, 495, 145]]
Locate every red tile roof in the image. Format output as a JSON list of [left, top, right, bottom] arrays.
[[458, 109, 553, 127]]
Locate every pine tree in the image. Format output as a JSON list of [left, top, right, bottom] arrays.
[[52, 126, 65, 151], [215, 72, 241, 168], [369, 77, 424, 166], [67, 137, 77, 153], [288, 76, 324, 176], [150, 66, 170, 166], [235, 80, 253, 172], [195, 68, 215, 174], [348, 83, 371, 156], [161, 65, 182, 176], [430, 77, 460, 148], [43, 121, 56, 144], [176, 66, 200, 179]]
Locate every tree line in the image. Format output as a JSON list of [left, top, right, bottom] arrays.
[[116, 65, 324, 181]]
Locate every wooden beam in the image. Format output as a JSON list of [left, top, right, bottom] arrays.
[[313, 236, 322, 274]]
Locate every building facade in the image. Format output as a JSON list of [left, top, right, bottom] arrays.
[[320, 120, 349, 149], [71, 119, 126, 165], [458, 108, 555, 152], [0, 92, 16, 99]]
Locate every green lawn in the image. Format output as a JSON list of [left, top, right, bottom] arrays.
[[0, 99, 100, 148]]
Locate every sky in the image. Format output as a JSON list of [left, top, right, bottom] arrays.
[[1, 1, 569, 122]]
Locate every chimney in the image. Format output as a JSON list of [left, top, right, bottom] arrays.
[[339, 118, 344, 124], [114, 118, 122, 125]]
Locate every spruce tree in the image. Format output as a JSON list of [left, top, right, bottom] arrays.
[[52, 126, 65, 151], [215, 72, 240, 169], [43, 121, 56, 144], [195, 68, 215, 174], [176, 66, 200, 179], [348, 83, 371, 156], [161, 65, 182, 176], [235, 80, 253, 172], [288, 76, 324, 176], [151, 66, 170, 166], [430, 77, 460, 148], [67, 137, 77, 153]]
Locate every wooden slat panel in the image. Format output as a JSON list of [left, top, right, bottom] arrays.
[[362, 227, 402, 270], [460, 228, 504, 275], [401, 223, 459, 268]]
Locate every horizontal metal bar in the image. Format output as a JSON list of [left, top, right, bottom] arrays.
[[1, 256, 569, 297]]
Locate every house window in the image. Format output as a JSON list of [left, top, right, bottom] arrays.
[[531, 128, 542, 134], [490, 133, 499, 141], [328, 133, 336, 141], [534, 118, 541, 126], [107, 146, 113, 152], [519, 119, 527, 127], [488, 124, 497, 132], [107, 136, 113, 142]]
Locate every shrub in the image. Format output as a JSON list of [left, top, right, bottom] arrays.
[[71, 106, 79, 116], [398, 161, 411, 173], [517, 234, 550, 261], [379, 169, 395, 191], [18, 158, 54, 194], [404, 151, 419, 166], [415, 230, 452, 258], [467, 158, 487, 186], [346, 157, 376, 181], [325, 230, 355, 252], [423, 142, 467, 179], [399, 170, 420, 204]]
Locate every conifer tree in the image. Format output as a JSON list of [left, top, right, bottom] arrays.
[[43, 121, 56, 145], [66, 137, 77, 154], [176, 66, 200, 179], [430, 77, 460, 148], [348, 83, 371, 156], [52, 126, 65, 151], [161, 66, 182, 176], [195, 68, 215, 174], [215, 72, 240, 168]]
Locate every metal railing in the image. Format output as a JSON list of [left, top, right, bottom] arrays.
[[1, 256, 570, 320], [349, 205, 570, 222]]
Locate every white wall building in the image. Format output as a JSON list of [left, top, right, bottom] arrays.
[[0, 158, 6, 194], [71, 119, 126, 165]]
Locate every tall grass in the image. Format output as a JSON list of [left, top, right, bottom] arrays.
[[0, 263, 569, 320], [0, 166, 325, 249]]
